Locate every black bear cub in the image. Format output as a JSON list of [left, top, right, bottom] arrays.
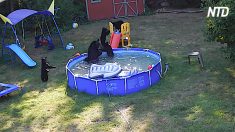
[[84, 40, 102, 62], [100, 27, 114, 57], [41, 57, 56, 82], [111, 20, 124, 31]]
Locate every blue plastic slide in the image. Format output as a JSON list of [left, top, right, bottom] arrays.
[[7, 44, 36, 67], [0, 83, 19, 97]]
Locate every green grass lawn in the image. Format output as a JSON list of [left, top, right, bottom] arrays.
[[0, 13, 234, 132]]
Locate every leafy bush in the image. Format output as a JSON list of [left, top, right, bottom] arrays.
[[205, 0, 235, 61]]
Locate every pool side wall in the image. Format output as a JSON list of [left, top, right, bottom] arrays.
[[66, 48, 162, 96]]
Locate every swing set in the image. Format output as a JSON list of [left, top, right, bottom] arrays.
[[0, 0, 65, 67]]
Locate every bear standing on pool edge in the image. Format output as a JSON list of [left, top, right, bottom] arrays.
[[100, 27, 114, 57], [41, 57, 56, 82], [84, 40, 102, 62]]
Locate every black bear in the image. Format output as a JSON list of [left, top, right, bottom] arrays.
[[111, 20, 124, 31], [84, 40, 102, 62], [100, 27, 114, 57], [41, 57, 56, 82]]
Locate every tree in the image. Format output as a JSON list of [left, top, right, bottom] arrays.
[[205, 0, 235, 61]]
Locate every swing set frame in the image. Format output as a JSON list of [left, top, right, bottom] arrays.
[[0, 0, 65, 59]]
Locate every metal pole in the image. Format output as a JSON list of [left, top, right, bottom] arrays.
[[22, 20, 25, 42], [44, 16, 52, 37], [51, 15, 65, 49], [124, 0, 128, 17], [135, 0, 138, 15], [113, 0, 116, 18], [143, 0, 145, 13], [1, 24, 7, 58], [85, 0, 90, 20], [10, 25, 21, 47]]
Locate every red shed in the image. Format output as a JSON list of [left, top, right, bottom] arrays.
[[85, 0, 145, 20]]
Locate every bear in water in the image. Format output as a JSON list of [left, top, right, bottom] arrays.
[[84, 40, 102, 62]]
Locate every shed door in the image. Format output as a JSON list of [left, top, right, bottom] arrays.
[[113, 0, 138, 18]]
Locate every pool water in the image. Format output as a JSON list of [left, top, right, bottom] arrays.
[[69, 51, 160, 78]]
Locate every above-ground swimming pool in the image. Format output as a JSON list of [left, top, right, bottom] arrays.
[[66, 48, 162, 96]]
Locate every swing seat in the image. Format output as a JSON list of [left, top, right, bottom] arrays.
[[41, 39, 48, 46]]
